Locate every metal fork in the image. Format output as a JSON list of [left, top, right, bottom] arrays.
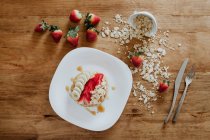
[[172, 65, 195, 123]]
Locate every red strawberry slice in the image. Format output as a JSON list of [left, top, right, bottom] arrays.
[[158, 80, 170, 92], [69, 10, 82, 23], [86, 27, 99, 42], [34, 20, 49, 32], [49, 25, 63, 43], [66, 26, 79, 47], [84, 13, 101, 29], [131, 55, 143, 67], [79, 73, 104, 105]]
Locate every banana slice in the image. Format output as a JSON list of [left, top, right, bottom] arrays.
[[75, 82, 84, 91], [73, 86, 81, 94], [78, 74, 88, 82], [71, 90, 80, 100], [77, 78, 86, 85], [84, 71, 92, 79]]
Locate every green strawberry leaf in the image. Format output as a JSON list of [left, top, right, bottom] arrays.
[[41, 20, 49, 30], [90, 27, 99, 34], [67, 26, 79, 38], [163, 80, 170, 86], [49, 25, 59, 32], [84, 13, 95, 29]]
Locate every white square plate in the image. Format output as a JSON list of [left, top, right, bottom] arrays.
[[49, 47, 133, 131]]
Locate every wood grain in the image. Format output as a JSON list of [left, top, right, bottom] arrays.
[[0, 0, 210, 139]]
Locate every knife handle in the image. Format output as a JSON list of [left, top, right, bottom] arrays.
[[172, 84, 189, 123], [164, 88, 179, 124]]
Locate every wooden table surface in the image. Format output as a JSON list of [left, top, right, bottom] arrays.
[[1, 0, 210, 139]]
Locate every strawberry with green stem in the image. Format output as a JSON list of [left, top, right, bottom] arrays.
[[158, 80, 170, 92], [49, 25, 63, 43], [129, 52, 144, 67], [86, 27, 99, 42], [69, 10, 83, 23], [34, 20, 49, 32], [66, 26, 80, 47], [84, 13, 101, 29]]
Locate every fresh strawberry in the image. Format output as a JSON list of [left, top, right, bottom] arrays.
[[158, 80, 170, 92], [66, 26, 79, 47], [86, 27, 99, 42], [49, 25, 63, 43], [84, 13, 101, 29], [69, 10, 83, 23], [34, 20, 49, 32], [131, 55, 143, 67]]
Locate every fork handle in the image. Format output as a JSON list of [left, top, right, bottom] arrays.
[[172, 84, 189, 123]]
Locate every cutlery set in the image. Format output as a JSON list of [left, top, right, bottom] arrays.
[[164, 58, 195, 124]]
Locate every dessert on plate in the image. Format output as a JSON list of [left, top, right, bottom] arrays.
[[70, 71, 108, 107]]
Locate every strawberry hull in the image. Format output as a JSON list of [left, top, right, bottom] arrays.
[[34, 20, 49, 32], [84, 13, 101, 29], [49, 25, 63, 43], [66, 26, 80, 47]]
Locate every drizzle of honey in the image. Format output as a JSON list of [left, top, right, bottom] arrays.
[[99, 97, 103, 102], [97, 104, 105, 112], [90, 111, 96, 116], [70, 84, 74, 91], [65, 86, 70, 92], [70, 77, 77, 91], [77, 66, 83, 72], [86, 108, 96, 116]]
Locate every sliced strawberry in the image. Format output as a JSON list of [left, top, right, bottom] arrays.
[[79, 95, 90, 105], [34, 20, 49, 32], [79, 73, 104, 105], [86, 27, 99, 42], [131, 55, 143, 67], [69, 10, 82, 23], [66, 26, 79, 47], [49, 25, 63, 43], [84, 13, 101, 29], [158, 80, 170, 93]]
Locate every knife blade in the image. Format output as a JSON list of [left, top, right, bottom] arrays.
[[175, 58, 189, 90], [164, 58, 189, 124]]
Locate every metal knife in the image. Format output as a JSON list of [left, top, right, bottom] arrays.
[[164, 58, 189, 124]]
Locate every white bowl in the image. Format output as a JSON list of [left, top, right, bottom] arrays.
[[49, 47, 133, 131], [128, 11, 158, 37]]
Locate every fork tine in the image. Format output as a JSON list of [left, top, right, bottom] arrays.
[[188, 64, 195, 78]]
